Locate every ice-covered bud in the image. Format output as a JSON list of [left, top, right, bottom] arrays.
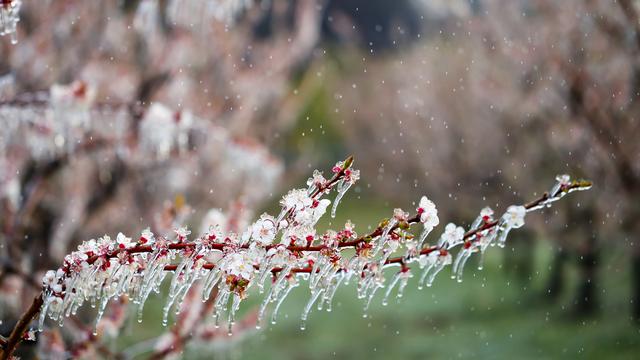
[[116, 232, 133, 249], [557, 174, 571, 186], [23, 328, 36, 341], [97, 235, 112, 254], [281, 226, 315, 247], [336, 220, 357, 242], [332, 157, 359, 183], [139, 227, 155, 244], [344, 168, 360, 185], [470, 207, 495, 231], [502, 205, 526, 229], [480, 207, 494, 220], [417, 196, 439, 231], [438, 223, 465, 249], [393, 208, 409, 222], [549, 174, 571, 197], [174, 226, 191, 241], [223, 233, 240, 246], [306, 169, 326, 191]]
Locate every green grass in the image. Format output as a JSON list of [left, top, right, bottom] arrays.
[[117, 197, 640, 359]]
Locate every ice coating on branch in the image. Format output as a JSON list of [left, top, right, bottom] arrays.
[[37, 159, 591, 334]]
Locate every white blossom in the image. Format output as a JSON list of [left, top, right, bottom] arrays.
[[418, 196, 439, 230], [502, 205, 526, 228], [223, 253, 253, 280], [116, 232, 133, 249], [248, 214, 277, 245], [438, 223, 465, 249]]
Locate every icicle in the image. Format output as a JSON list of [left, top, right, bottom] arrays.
[[202, 267, 222, 301], [322, 272, 344, 312], [227, 294, 241, 335], [137, 252, 167, 305], [173, 269, 200, 314], [270, 281, 298, 325], [310, 261, 334, 291], [418, 261, 435, 290], [136, 267, 166, 322], [275, 207, 289, 227], [270, 264, 293, 300], [476, 230, 497, 270], [256, 258, 274, 294], [38, 295, 52, 332], [162, 291, 177, 327], [94, 289, 112, 335], [362, 283, 382, 318], [381, 272, 402, 306], [257, 286, 274, 328], [356, 269, 374, 299], [213, 288, 230, 329], [426, 260, 447, 287], [306, 182, 317, 196], [496, 226, 512, 248], [451, 248, 469, 279], [300, 288, 324, 330], [372, 218, 397, 257], [396, 273, 410, 298], [416, 226, 433, 249], [308, 257, 324, 290], [453, 248, 473, 282], [331, 180, 352, 218]]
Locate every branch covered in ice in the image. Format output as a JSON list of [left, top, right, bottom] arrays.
[[0, 156, 592, 357]]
